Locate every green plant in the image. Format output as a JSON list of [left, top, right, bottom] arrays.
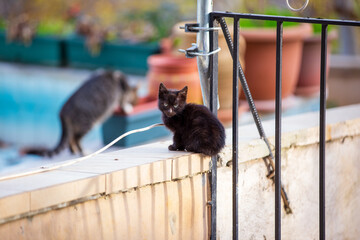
[[311, 24, 335, 34], [37, 19, 74, 36], [239, 7, 299, 28], [117, 3, 181, 43], [0, 18, 5, 30], [304, 0, 357, 19], [144, 3, 181, 42]]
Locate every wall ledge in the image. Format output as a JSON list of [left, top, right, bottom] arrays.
[[220, 104, 360, 165], [0, 104, 359, 224]]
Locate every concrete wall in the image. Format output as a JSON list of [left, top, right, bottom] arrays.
[[217, 135, 360, 239], [0, 174, 209, 240]]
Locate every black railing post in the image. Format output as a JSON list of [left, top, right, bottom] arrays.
[[319, 23, 328, 240], [275, 21, 283, 240], [209, 11, 360, 240], [232, 17, 240, 240], [209, 16, 219, 240]]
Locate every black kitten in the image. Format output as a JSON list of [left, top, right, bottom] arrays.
[[158, 83, 225, 156], [24, 70, 137, 157]]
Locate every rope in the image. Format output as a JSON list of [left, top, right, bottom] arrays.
[[0, 123, 164, 182]]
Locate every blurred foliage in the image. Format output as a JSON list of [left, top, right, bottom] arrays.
[[311, 23, 335, 34], [118, 3, 181, 42], [235, 0, 357, 36], [239, 0, 271, 13], [0, 18, 5, 30], [239, 7, 299, 28], [355, 0, 360, 18], [0, 0, 196, 42], [301, 0, 360, 19], [37, 19, 75, 36], [237, 0, 360, 20]]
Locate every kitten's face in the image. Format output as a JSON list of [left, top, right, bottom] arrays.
[[158, 83, 187, 117]]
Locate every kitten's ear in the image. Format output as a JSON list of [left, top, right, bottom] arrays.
[[159, 83, 167, 97], [179, 86, 188, 98]]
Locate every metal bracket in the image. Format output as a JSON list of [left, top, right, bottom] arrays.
[[179, 23, 221, 33], [178, 22, 221, 58], [179, 43, 221, 58]]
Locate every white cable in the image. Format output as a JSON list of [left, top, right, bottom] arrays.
[[0, 123, 164, 182], [286, 0, 309, 12]]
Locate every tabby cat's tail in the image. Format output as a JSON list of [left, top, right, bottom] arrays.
[[22, 117, 69, 157]]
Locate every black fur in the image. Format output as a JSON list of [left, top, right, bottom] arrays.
[[24, 70, 137, 157], [158, 83, 225, 156]]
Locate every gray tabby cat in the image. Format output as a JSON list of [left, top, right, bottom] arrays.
[[24, 70, 137, 157]]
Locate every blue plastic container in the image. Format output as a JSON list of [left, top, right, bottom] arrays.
[[102, 102, 170, 147], [0, 31, 63, 66], [65, 36, 160, 75]]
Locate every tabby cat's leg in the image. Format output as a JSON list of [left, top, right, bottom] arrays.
[[69, 142, 77, 154], [68, 133, 80, 155], [74, 134, 84, 156]]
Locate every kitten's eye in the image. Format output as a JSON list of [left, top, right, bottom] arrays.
[[163, 103, 168, 107], [174, 104, 179, 108]]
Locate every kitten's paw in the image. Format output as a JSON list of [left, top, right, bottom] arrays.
[[168, 144, 177, 151]]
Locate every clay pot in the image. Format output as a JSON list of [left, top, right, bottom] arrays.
[[295, 31, 337, 96], [239, 23, 312, 105], [147, 54, 202, 104], [217, 104, 249, 127], [171, 21, 246, 111]]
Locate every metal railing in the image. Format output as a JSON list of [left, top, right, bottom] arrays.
[[206, 12, 360, 240]]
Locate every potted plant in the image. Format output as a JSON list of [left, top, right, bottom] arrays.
[[238, 8, 312, 111], [293, 0, 347, 97], [295, 24, 337, 96], [146, 38, 203, 105], [168, 20, 248, 125], [65, 34, 160, 75], [65, 3, 181, 75], [102, 96, 170, 147]]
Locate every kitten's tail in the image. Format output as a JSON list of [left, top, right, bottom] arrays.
[[22, 117, 69, 158]]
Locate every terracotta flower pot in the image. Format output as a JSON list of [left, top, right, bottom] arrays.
[[239, 23, 312, 107], [147, 54, 202, 104], [170, 21, 246, 111], [295, 31, 337, 96], [217, 104, 249, 127]]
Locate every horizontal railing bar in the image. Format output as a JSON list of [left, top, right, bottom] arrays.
[[211, 11, 360, 27]]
